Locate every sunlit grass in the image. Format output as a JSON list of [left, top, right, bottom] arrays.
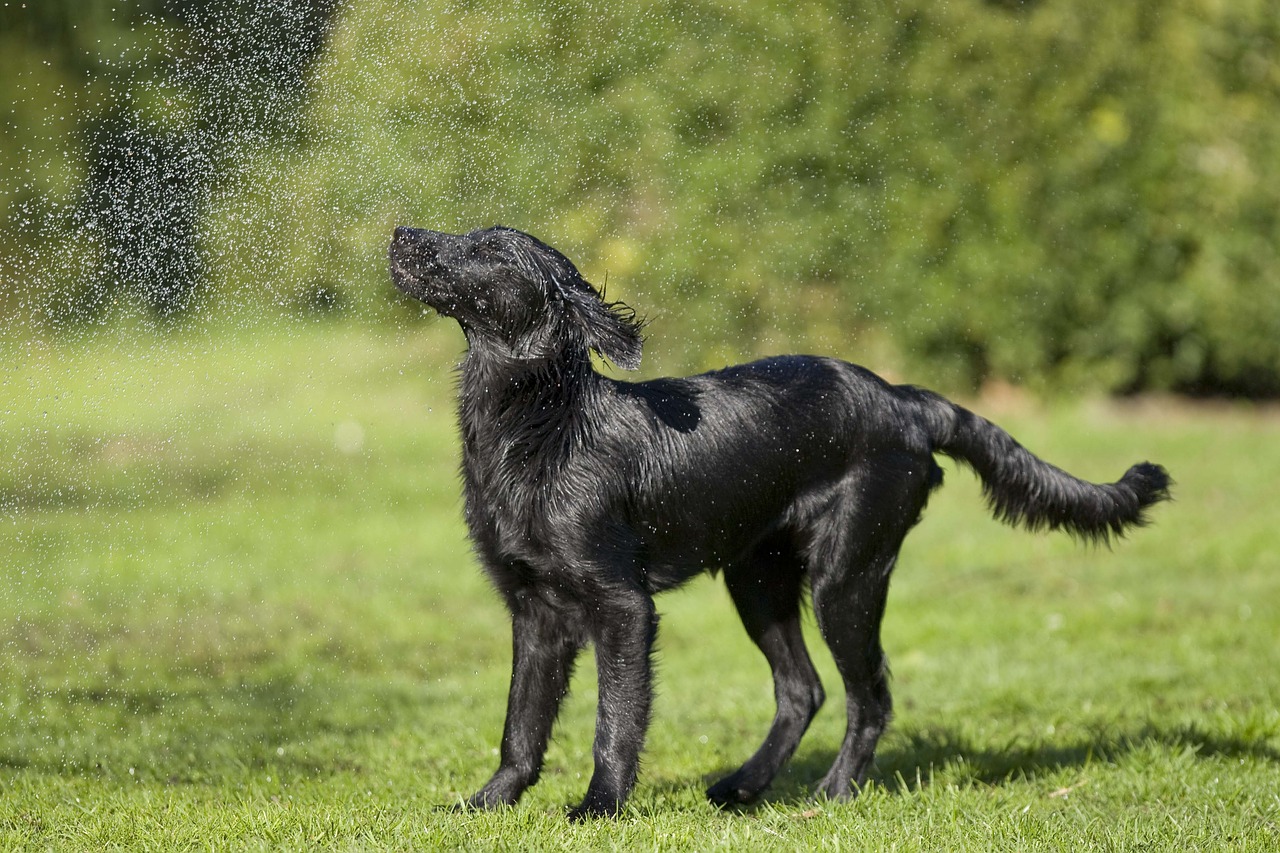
[[2, 322, 1278, 849]]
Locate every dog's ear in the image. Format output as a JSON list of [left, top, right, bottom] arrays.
[[558, 285, 644, 370], [513, 230, 644, 369]]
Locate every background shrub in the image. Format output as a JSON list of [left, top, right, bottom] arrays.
[[5, 0, 1279, 395]]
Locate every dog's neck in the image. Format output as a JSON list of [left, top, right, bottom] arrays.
[[455, 345, 608, 514], [457, 344, 604, 431]]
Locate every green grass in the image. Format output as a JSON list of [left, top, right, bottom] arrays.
[[2, 322, 1278, 850]]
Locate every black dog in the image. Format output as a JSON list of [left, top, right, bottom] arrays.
[[388, 225, 1170, 820]]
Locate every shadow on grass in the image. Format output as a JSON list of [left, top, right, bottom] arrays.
[[869, 720, 1280, 793], [694, 719, 1280, 809], [0, 674, 438, 782]]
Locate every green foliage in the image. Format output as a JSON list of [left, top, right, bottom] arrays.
[[5, 1, 1280, 394], [202, 0, 1280, 394], [0, 1, 337, 328], [3, 326, 1279, 847], [0, 0, 174, 326]]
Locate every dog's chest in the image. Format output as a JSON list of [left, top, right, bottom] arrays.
[[461, 423, 587, 554]]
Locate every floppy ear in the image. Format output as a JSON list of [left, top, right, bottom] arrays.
[[514, 229, 644, 369], [559, 285, 644, 370]]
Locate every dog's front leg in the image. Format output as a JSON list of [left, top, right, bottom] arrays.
[[467, 592, 583, 810], [568, 587, 659, 821]]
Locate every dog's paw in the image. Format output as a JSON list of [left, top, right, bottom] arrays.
[[566, 804, 602, 822], [566, 792, 621, 822], [448, 788, 518, 813], [707, 771, 763, 808], [812, 776, 862, 803]]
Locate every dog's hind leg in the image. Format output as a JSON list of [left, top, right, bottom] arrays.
[[467, 590, 584, 809], [806, 457, 935, 800], [707, 533, 825, 807], [809, 552, 895, 801]]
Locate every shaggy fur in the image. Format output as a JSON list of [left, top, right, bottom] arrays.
[[388, 224, 1171, 820]]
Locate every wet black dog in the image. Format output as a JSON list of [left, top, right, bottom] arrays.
[[388, 225, 1170, 820]]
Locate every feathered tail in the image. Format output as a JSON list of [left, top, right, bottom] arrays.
[[909, 389, 1172, 543]]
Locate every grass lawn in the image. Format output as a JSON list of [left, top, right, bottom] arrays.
[[2, 321, 1278, 850]]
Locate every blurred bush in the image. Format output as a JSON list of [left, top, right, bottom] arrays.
[[1, 0, 336, 326], [206, 0, 1280, 395], [7, 0, 1280, 396]]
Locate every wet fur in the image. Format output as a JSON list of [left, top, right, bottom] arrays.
[[387, 224, 1171, 819]]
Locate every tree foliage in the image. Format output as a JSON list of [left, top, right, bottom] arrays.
[[7, 0, 1280, 395], [207, 0, 1280, 394], [1, 0, 337, 324]]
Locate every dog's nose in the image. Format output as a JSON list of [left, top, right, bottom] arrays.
[[393, 225, 418, 244]]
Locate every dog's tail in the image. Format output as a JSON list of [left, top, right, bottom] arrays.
[[908, 388, 1171, 543]]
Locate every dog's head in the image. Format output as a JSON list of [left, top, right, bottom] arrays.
[[389, 225, 643, 370]]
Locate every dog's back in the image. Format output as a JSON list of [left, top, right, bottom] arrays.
[[591, 356, 938, 587]]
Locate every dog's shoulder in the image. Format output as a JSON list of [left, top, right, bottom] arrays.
[[611, 376, 702, 433]]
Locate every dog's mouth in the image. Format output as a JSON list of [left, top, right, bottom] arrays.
[[389, 227, 479, 320], [388, 239, 444, 300], [390, 260, 468, 324], [388, 257, 421, 290], [389, 256, 426, 293]]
